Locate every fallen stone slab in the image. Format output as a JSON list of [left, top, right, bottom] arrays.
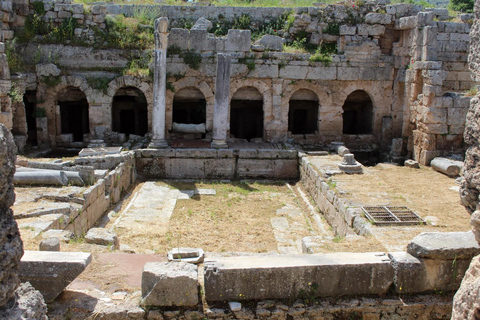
[[39, 237, 60, 251], [85, 228, 119, 249], [79, 147, 122, 157], [204, 252, 393, 301], [141, 262, 199, 307], [407, 232, 480, 260], [389, 251, 473, 293], [41, 229, 75, 243], [404, 159, 420, 168], [19, 251, 92, 302], [194, 188, 216, 195], [168, 248, 205, 264]]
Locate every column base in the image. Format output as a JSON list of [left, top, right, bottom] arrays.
[[148, 139, 169, 149], [88, 139, 106, 148], [211, 139, 228, 149]]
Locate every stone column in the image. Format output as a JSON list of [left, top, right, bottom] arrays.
[[211, 54, 231, 149], [149, 17, 169, 149]]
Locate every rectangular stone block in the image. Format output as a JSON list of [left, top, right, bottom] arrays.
[[142, 262, 198, 307], [204, 159, 235, 179], [226, 29, 251, 52], [204, 253, 393, 301], [20, 251, 92, 302], [169, 158, 205, 179], [306, 67, 337, 80], [274, 159, 299, 179], [174, 148, 217, 158], [389, 251, 472, 294], [237, 159, 275, 178], [135, 158, 169, 178]]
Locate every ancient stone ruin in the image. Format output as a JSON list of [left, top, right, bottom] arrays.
[[0, 0, 480, 318]]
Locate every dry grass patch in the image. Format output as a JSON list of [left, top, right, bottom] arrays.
[[155, 181, 294, 254]]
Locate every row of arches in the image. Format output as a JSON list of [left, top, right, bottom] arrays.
[[31, 78, 376, 145]]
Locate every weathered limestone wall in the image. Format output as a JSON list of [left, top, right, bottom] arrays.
[[452, 0, 480, 317], [66, 151, 136, 235], [0, 123, 22, 307], [136, 148, 298, 180], [0, 41, 12, 131], [0, 1, 474, 166]]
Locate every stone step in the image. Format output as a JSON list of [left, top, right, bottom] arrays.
[[19, 251, 92, 302]]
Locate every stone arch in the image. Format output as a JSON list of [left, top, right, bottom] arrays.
[[288, 89, 319, 135], [57, 86, 89, 142], [165, 78, 214, 133], [107, 76, 153, 133], [336, 84, 383, 135], [280, 81, 331, 137], [172, 87, 207, 125], [111, 86, 149, 136], [229, 80, 272, 141], [342, 90, 374, 134], [40, 76, 96, 145]]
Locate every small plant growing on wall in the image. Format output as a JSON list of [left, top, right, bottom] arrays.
[[182, 50, 202, 70], [35, 107, 46, 118], [8, 85, 22, 103]]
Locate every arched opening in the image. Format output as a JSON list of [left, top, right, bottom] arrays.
[[24, 90, 37, 146], [58, 87, 89, 142], [342, 90, 373, 134], [230, 86, 263, 141], [172, 87, 206, 125], [112, 87, 148, 136], [288, 89, 319, 135]]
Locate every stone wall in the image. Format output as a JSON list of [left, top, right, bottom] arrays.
[[66, 151, 136, 235], [0, 1, 475, 166], [452, 0, 480, 317], [136, 148, 298, 179], [0, 123, 22, 308]]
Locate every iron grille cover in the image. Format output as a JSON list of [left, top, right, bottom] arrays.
[[362, 206, 426, 226]]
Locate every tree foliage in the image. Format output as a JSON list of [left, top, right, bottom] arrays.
[[449, 0, 474, 13]]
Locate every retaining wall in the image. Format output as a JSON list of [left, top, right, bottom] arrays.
[[65, 151, 136, 235], [135, 148, 299, 180]]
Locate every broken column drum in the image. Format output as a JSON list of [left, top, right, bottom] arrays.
[[149, 17, 169, 149], [211, 54, 232, 148], [338, 153, 363, 174]]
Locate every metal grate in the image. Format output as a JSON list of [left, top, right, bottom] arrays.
[[362, 206, 426, 226]]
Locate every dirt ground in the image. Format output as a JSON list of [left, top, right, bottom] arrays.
[[308, 155, 471, 251], [114, 181, 303, 254]]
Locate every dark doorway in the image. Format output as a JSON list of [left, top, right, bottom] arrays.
[[342, 90, 373, 134], [230, 87, 264, 141], [112, 87, 148, 136], [24, 90, 37, 146], [288, 89, 318, 134], [173, 87, 206, 124], [58, 87, 89, 142]]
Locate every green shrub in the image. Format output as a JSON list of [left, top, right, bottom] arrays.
[[103, 14, 154, 49], [35, 107, 46, 118], [42, 76, 62, 88], [8, 85, 23, 103], [323, 23, 340, 35], [5, 41, 24, 74], [32, 1, 45, 15], [183, 50, 202, 70], [309, 42, 337, 66], [233, 14, 251, 30]]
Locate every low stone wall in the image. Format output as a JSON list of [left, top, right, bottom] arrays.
[[86, 294, 454, 320], [299, 153, 368, 237], [135, 148, 298, 180], [65, 151, 136, 235]]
